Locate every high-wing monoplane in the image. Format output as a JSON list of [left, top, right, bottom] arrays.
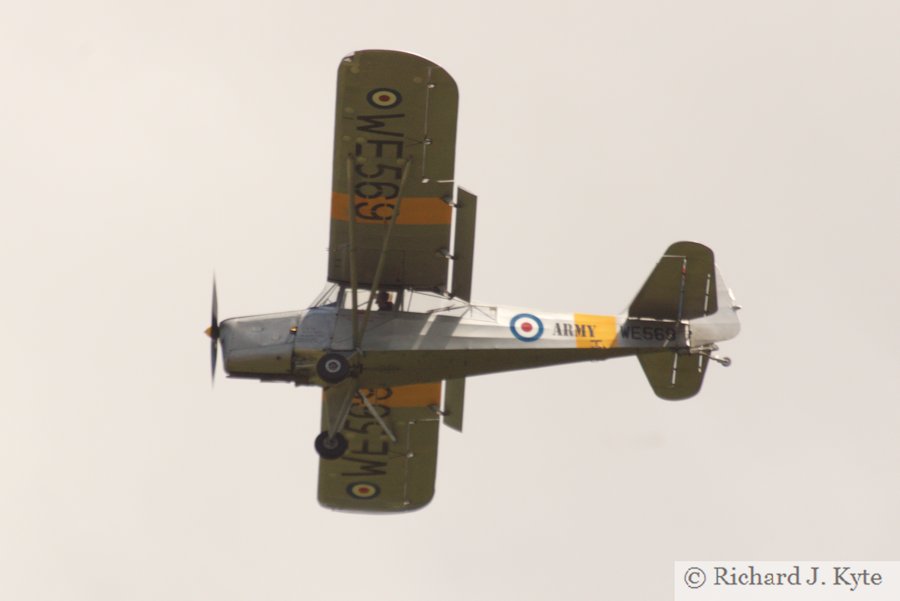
[[206, 50, 741, 512]]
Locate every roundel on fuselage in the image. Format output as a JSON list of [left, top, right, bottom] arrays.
[[509, 313, 544, 342]]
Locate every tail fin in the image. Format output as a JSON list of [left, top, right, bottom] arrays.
[[629, 241, 716, 321], [630, 242, 740, 400]]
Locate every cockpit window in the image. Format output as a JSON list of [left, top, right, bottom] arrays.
[[309, 283, 340, 307], [308, 284, 495, 321]]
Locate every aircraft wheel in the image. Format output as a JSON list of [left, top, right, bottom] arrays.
[[316, 353, 350, 383], [315, 431, 348, 460]]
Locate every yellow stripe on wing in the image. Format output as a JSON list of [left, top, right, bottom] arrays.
[[354, 382, 442, 408], [331, 192, 452, 226]]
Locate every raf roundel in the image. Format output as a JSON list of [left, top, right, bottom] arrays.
[[509, 313, 544, 342], [347, 482, 381, 500], [366, 88, 402, 109]]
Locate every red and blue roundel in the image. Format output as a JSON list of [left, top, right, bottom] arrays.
[[509, 313, 544, 342]]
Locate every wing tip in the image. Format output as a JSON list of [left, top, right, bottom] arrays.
[[317, 495, 435, 514]]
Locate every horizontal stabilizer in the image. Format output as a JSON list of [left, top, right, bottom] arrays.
[[638, 351, 708, 400], [630, 242, 716, 320]]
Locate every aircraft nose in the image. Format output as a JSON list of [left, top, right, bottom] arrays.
[[216, 320, 232, 345]]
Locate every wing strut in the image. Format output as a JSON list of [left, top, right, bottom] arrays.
[[345, 157, 361, 349], [357, 157, 412, 347], [357, 389, 397, 443], [323, 379, 397, 444], [344, 155, 413, 351], [322, 156, 413, 448], [324, 379, 358, 439]]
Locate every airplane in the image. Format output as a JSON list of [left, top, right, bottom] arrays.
[[205, 49, 741, 512]]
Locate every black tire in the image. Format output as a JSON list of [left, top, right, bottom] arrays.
[[316, 352, 350, 383], [314, 431, 348, 460]]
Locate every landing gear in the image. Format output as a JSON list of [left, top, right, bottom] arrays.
[[316, 352, 350, 383], [314, 431, 348, 460]]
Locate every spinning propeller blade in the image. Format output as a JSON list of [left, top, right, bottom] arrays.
[[206, 277, 219, 384]]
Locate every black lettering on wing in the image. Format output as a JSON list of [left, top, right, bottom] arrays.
[[348, 403, 391, 419], [358, 440, 389, 456], [356, 114, 405, 137], [356, 139, 404, 159], [354, 163, 403, 180], [355, 181, 399, 200], [354, 201, 395, 221], [340, 455, 388, 477]]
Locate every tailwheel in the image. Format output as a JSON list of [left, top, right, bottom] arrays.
[[316, 352, 350, 383], [315, 431, 348, 460]]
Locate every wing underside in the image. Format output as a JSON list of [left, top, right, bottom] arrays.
[[317, 382, 442, 512], [328, 50, 459, 292]]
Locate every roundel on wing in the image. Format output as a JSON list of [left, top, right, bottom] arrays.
[[509, 313, 544, 342], [366, 88, 402, 109], [347, 482, 381, 500]]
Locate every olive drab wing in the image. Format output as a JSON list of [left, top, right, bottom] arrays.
[[328, 50, 459, 292], [318, 383, 441, 511]]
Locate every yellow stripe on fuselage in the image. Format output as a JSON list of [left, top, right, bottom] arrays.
[[331, 192, 452, 226], [573, 314, 619, 349]]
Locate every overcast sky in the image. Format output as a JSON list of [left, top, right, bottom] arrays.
[[3, 1, 899, 599]]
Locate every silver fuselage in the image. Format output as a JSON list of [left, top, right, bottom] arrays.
[[219, 300, 739, 388]]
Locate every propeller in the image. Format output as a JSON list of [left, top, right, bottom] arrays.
[[205, 276, 219, 384]]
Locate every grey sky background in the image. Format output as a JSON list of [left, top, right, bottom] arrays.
[[3, 1, 899, 599]]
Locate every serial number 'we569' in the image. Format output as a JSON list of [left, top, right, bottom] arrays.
[[619, 321, 680, 343], [352, 88, 406, 221]]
